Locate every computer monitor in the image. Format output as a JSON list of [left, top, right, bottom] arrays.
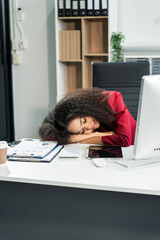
[[134, 75, 160, 159]]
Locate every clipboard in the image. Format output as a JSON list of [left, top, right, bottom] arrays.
[[7, 139, 60, 160], [8, 145, 63, 162]]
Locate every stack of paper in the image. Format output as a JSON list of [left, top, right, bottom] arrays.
[[7, 139, 63, 162]]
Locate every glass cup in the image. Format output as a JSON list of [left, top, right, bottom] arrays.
[[0, 141, 8, 164]]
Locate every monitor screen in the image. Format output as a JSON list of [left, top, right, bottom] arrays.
[[134, 75, 160, 159]]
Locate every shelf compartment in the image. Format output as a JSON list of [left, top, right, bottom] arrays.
[[83, 56, 108, 88], [59, 30, 81, 61], [60, 19, 81, 30], [66, 62, 82, 92], [83, 18, 108, 54]]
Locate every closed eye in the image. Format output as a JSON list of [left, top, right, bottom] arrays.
[[81, 118, 86, 134]]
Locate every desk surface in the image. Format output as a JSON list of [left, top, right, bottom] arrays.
[[1, 144, 160, 196]]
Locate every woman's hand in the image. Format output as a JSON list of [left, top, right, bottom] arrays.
[[69, 131, 115, 143]]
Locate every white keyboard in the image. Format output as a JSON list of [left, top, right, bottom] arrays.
[[116, 158, 160, 168]]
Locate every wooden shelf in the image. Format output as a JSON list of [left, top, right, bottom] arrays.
[[55, 0, 119, 100], [58, 16, 108, 20], [59, 60, 82, 62], [84, 53, 109, 57], [56, 9, 109, 95]]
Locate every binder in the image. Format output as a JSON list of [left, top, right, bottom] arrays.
[[64, 0, 71, 16], [93, 0, 100, 16], [87, 0, 93, 16], [101, 0, 108, 16], [79, 0, 86, 16], [58, 0, 65, 17], [71, 0, 79, 16]]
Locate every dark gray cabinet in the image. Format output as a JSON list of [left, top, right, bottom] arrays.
[[0, 0, 14, 141]]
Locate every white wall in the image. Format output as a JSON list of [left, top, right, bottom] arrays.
[[117, 0, 160, 51], [10, 0, 160, 140], [10, 0, 56, 140]]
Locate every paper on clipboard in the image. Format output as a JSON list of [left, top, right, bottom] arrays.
[[7, 139, 58, 159], [8, 145, 63, 162]]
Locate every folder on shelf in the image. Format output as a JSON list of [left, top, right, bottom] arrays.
[[101, 0, 108, 16], [87, 0, 94, 16], [58, 0, 65, 17], [64, 0, 72, 16], [93, 0, 100, 16], [79, 0, 86, 16], [71, 0, 79, 16]]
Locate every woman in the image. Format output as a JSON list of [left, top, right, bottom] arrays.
[[38, 87, 136, 147]]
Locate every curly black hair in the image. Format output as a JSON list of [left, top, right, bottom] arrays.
[[38, 87, 116, 144]]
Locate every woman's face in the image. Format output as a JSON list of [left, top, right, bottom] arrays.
[[67, 117, 100, 135]]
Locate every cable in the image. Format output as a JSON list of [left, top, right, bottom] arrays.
[[13, 0, 24, 39], [11, 0, 16, 39]]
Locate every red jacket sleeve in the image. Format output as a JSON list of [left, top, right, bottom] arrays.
[[101, 91, 136, 147]]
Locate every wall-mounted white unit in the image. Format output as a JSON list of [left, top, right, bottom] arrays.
[[124, 55, 160, 75]]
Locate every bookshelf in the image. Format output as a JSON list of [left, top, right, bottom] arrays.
[[55, 1, 118, 101]]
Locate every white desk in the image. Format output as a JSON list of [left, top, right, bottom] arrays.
[[1, 144, 160, 195], [1, 144, 160, 240]]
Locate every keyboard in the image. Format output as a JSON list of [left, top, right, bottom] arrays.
[[115, 158, 160, 168]]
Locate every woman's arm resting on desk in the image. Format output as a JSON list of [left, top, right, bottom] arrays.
[[69, 131, 114, 145]]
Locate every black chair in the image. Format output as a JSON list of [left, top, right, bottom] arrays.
[[92, 62, 150, 119]]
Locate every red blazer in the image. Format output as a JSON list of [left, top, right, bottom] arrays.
[[100, 91, 136, 147]]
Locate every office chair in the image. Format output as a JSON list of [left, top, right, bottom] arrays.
[[92, 62, 150, 119]]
